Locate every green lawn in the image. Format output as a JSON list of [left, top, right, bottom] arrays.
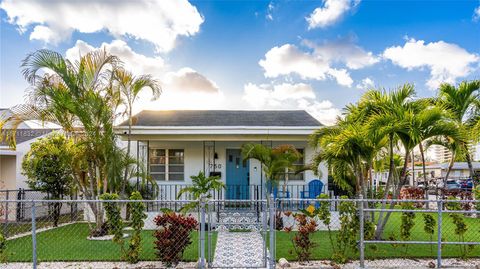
[[276, 211, 480, 261], [3, 213, 83, 238], [4, 211, 479, 263], [5, 223, 217, 262]]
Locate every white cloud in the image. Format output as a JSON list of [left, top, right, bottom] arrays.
[[304, 38, 379, 69], [29, 25, 67, 44], [383, 39, 479, 89], [326, 68, 353, 87], [242, 82, 340, 125], [297, 99, 340, 126], [66, 40, 165, 77], [163, 68, 219, 94], [0, 0, 204, 52], [259, 40, 377, 87], [306, 0, 360, 29], [474, 6, 480, 21], [259, 44, 331, 80], [266, 2, 274, 21], [64, 40, 223, 114], [356, 77, 375, 90], [243, 82, 316, 108]]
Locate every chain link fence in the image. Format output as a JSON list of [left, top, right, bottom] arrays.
[[276, 197, 480, 268], [0, 196, 479, 268]]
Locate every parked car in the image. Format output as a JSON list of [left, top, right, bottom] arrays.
[[445, 180, 461, 190], [459, 179, 473, 190]]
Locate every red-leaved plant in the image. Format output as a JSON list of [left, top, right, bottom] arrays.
[[400, 187, 425, 208], [284, 213, 317, 263], [153, 212, 198, 267]]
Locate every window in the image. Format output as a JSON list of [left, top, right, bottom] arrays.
[[288, 148, 304, 181], [149, 149, 184, 181]]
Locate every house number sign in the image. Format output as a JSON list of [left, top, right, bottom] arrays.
[[208, 162, 222, 169]]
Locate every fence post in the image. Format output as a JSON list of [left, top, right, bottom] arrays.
[[4, 191, 9, 238], [263, 200, 268, 266], [437, 200, 443, 268], [359, 194, 365, 269], [269, 194, 275, 269], [199, 195, 206, 269], [32, 201, 37, 269]]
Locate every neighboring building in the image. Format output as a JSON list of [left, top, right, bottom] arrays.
[[372, 162, 480, 188], [429, 143, 478, 164], [116, 110, 328, 200], [419, 162, 480, 179], [430, 144, 452, 164], [474, 143, 480, 162], [0, 108, 58, 191]]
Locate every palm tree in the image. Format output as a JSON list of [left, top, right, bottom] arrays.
[[310, 119, 385, 198], [437, 81, 480, 179], [114, 69, 161, 195], [426, 136, 462, 184], [176, 171, 225, 212], [241, 143, 301, 195], [0, 49, 153, 233]]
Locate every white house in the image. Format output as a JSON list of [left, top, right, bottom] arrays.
[[116, 110, 328, 200]]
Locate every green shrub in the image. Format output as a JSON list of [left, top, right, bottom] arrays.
[[316, 194, 336, 252], [474, 186, 480, 213], [400, 202, 416, 255], [100, 193, 125, 252], [0, 233, 6, 263], [422, 214, 435, 255], [22, 132, 75, 227], [446, 197, 473, 259], [332, 196, 359, 263], [126, 191, 147, 264]]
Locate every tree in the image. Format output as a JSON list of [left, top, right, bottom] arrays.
[[437, 81, 480, 180], [114, 69, 161, 195], [22, 132, 75, 226], [176, 171, 225, 212], [241, 143, 301, 194], [310, 119, 385, 199], [0, 49, 154, 233]]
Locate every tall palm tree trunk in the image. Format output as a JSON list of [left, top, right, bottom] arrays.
[[375, 150, 409, 239], [121, 106, 133, 196], [444, 152, 455, 183], [464, 144, 475, 179], [375, 134, 394, 238], [419, 142, 429, 207]]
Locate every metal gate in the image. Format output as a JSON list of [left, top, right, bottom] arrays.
[[200, 198, 274, 268]]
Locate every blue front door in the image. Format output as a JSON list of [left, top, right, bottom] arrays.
[[226, 149, 250, 199]]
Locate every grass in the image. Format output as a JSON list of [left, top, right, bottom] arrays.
[[276, 211, 480, 261], [3, 211, 479, 263], [5, 223, 217, 262], [3, 213, 83, 237]]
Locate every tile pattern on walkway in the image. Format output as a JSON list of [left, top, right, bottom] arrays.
[[212, 231, 266, 268], [216, 210, 262, 231]]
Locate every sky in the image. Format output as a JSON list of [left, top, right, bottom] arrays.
[[0, 0, 479, 126]]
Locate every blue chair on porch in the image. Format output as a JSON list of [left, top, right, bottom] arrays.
[[266, 182, 290, 199], [300, 180, 324, 208]]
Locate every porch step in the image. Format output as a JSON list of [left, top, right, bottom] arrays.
[[216, 210, 263, 231]]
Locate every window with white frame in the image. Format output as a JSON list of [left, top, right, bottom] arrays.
[[149, 149, 184, 181], [287, 148, 304, 181]]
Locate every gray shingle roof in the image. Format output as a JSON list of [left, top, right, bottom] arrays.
[[119, 110, 322, 127]]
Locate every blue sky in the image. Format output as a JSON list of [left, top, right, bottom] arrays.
[[1, 0, 479, 125]]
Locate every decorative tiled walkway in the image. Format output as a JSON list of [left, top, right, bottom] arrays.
[[212, 231, 267, 268]]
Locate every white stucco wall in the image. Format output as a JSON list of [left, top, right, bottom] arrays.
[[141, 140, 328, 191], [0, 155, 16, 190]]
